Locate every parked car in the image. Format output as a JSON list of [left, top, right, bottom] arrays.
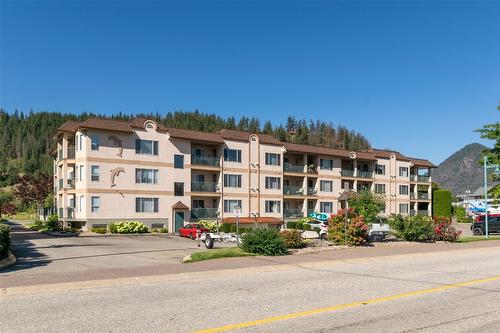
[[471, 214, 500, 235], [306, 220, 328, 239], [178, 224, 209, 239]]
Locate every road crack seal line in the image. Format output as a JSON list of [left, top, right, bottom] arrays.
[[193, 275, 500, 333]]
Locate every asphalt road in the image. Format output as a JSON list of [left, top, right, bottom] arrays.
[[2, 244, 500, 332]]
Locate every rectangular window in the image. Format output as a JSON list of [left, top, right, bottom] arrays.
[[135, 139, 158, 155], [192, 200, 204, 209], [91, 134, 100, 150], [224, 174, 242, 188], [79, 165, 84, 181], [91, 165, 100, 181], [265, 177, 281, 189], [320, 159, 333, 170], [399, 203, 409, 214], [135, 198, 159, 213], [399, 167, 409, 177], [399, 185, 409, 195], [320, 180, 333, 192], [91, 196, 100, 212], [135, 169, 159, 184], [320, 202, 333, 213], [265, 153, 280, 166], [75, 134, 79, 151], [174, 182, 184, 196], [224, 200, 242, 213], [375, 183, 386, 194], [174, 154, 184, 169], [79, 134, 83, 151], [376, 164, 386, 175], [79, 195, 84, 213], [265, 201, 281, 213], [223, 148, 241, 162]]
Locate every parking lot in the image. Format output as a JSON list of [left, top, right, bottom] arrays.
[[1, 222, 225, 288]]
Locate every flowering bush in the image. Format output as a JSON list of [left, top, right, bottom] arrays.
[[433, 216, 461, 242], [327, 212, 369, 246], [199, 220, 218, 232], [109, 221, 149, 234]]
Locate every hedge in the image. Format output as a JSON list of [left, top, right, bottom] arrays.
[[433, 189, 452, 217], [0, 223, 11, 259]]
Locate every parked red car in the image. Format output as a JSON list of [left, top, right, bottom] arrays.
[[178, 224, 209, 239]]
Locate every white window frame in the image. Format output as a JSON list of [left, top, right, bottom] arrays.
[[320, 180, 333, 192], [224, 200, 242, 213], [399, 185, 409, 195], [265, 201, 281, 213], [223, 174, 242, 188], [135, 197, 159, 213], [91, 196, 100, 213], [320, 202, 333, 213], [265, 177, 281, 189], [136, 168, 159, 184], [265, 153, 280, 166], [91, 165, 100, 182]]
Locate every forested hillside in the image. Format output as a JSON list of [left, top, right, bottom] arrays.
[[0, 109, 371, 187]]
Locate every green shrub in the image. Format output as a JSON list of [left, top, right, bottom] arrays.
[[313, 227, 321, 233], [199, 220, 218, 232], [433, 189, 452, 217], [453, 206, 471, 223], [45, 214, 59, 231], [389, 215, 435, 242], [280, 229, 304, 249], [91, 227, 107, 234], [303, 223, 312, 231], [241, 228, 288, 256], [221, 223, 231, 233], [0, 223, 10, 259], [286, 222, 297, 229], [109, 221, 148, 234], [327, 213, 369, 246], [229, 224, 237, 233]]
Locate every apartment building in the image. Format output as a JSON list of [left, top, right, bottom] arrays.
[[51, 117, 435, 232]]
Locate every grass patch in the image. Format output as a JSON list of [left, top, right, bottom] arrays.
[[14, 212, 34, 221], [185, 247, 255, 263], [26, 223, 50, 232], [457, 236, 500, 243]]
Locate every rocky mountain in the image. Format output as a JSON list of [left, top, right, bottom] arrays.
[[433, 143, 487, 196]]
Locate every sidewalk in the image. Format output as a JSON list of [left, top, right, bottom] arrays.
[[2, 237, 500, 289]]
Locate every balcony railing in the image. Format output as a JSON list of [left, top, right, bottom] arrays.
[[418, 193, 429, 200], [58, 179, 64, 190], [410, 209, 416, 216], [67, 207, 74, 219], [341, 169, 355, 177], [357, 170, 373, 178], [67, 146, 75, 159], [191, 181, 218, 192], [410, 193, 416, 200], [417, 175, 430, 182], [307, 187, 317, 195], [67, 179, 75, 189], [191, 155, 220, 167], [307, 209, 315, 216], [191, 208, 218, 219], [284, 209, 304, 218], [418, 209, 429, 216], [58, 208, 64, 218], [284, 163, 305, 173], [283, 185, 304, 196]]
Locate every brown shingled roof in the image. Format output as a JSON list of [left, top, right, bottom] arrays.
[[370, 148, 411, 161], [408, 157, 437, 168], [283, 142, 377, 161], [219, 129, 283, 145], [172, 201, 189, 209], [129, 117, 168, 132], [50, 120, 83, 138], [167, 127, 225, 144], [78, 117, 134, 133]]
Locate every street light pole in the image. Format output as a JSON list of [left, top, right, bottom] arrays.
[[483, 156, 500, 239]]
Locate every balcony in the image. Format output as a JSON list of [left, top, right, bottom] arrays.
[[191, 208, 218, 219], [284, 163, 305, 173], [418, 192, 429, 200], [67, 179, 75, 189], [357, 170, 373, 179], [410, 209, 416, 216], [307, 209, 315, 216], [283, 185, 304, 196], [67, 146, 75, 159], [417, 209, 429, 216], [341, 169, 355, 177], [58, 179, 64, 190], [410, 193, 416, 200], [191, 181, 218, 192], [284, 209, 304, 218], [191, 155, 220, 167], [417, 175, 430, 182], [58, 208, 63, 218], [67, 207, 74, 219], [307, 187, 317, 195]]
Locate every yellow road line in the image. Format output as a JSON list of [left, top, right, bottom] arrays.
[[195, 275, 500, 333]]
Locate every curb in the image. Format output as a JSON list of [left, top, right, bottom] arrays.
[[43, 231, 79, 237], [0, 251, 16, 271]]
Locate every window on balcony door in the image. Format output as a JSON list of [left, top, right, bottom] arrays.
[[265, 201, 281, 213], [135, 139, 158, 155], [136, 198, 159, 213], [399, 203, 409, 214], [136, 169, 159, 184], [174, 182, 184, 196], [320, 180, 333, 192], [320, 159, 333, 170], [223, 149, 241, 162], [320, 202, 333, 213], [341, 181, 354, 189], [399, 167, 409, 177], [79, 195, 84, 213], [224, 200, 242, 213], [265, 177, 281, 189], [174, 154, 184, 169], [91, 165, 100, 181], [91, 196, 100, 213], [192, 200, 204, 208], [91, 134, 100, 150], [375, 183, 386, 194], [224, 174, 242, 188], [265, 153, 280, 166], [399, 185, 409, 195], [376, 164, 386, 175]]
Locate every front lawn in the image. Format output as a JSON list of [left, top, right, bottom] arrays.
[[185, 247, 255, 263], [457, 236, 500, 243]]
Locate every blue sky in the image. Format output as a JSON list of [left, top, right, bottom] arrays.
[[0, 1, 499, 164]]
